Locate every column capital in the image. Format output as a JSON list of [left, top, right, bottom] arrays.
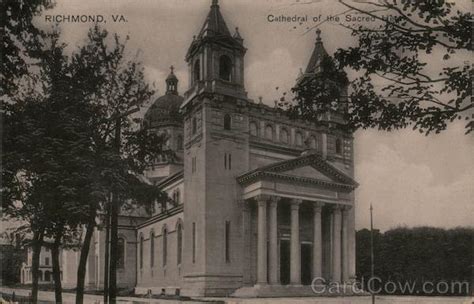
[[342, 205, 353, 213], [254, 194, 271, 203], [290, 198, 302, 208], [313, 202, 324, 213], [330, 204, 343, 212], [269, 196, 279, 208]]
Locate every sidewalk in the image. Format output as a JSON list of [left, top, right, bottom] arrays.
[[0, 287, 218, 304], [1, 287, 472, 304]]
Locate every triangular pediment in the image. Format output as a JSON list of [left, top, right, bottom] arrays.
[[284, 166, 334, 182], [237, 153, 357, 189]]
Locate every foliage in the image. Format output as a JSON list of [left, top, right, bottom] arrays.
[[1, 0, 54, 95], [0, 244, 25, 285], [2, 19, 169, 302], [356, 226, 473, 295], [286, 0, 472, 135]]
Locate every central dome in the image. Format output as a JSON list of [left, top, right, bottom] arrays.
[[143, 66, 184, 128]]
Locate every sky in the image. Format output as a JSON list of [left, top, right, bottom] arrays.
[[35, 0, 473, 232]]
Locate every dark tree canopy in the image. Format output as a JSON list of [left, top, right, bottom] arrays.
[[356, 227, 473, 295], [1, 0, 54, 95]]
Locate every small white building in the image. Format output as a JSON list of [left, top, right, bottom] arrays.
[[21, 246, 56, 285]]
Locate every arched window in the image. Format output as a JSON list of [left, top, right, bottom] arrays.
[[139, 234, 144, 269], [162, 227, 168, 267], [150, 232, 155, 267], [265, 125, 274, 141], [193, 59, 200, 83], [280, 128, 289, 144], [192, 117, 197, 135], [177, 222, 183, 265], [295, 131, 303, 146], [336, 138, 342, 154], [177, 135, 183, 150], [249, 122, 258, 136], [219, 55, 232, 81], [117, 238, 125, 269], [224, 114, 231, 130], [45, 271, 51, 282]]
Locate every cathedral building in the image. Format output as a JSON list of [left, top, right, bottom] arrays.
[[27, 0, 358, 297]]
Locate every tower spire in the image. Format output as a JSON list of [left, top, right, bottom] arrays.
[[303, 28, 328, 74]]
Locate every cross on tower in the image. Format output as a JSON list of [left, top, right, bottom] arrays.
[[170, 65, 174, 74], [315, 28, 322, 42]]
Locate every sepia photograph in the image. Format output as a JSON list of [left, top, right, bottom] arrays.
[[1, 0, 473, 303]]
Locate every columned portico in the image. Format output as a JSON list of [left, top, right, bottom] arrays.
[[235, 152, 358, 297], [248, 193, 354, 286]]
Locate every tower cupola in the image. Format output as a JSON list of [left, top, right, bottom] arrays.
[[166, 65, 178, 95]]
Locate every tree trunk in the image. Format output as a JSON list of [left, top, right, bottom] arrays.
[[31, 228, 44, 304], [109, 198, 119, 303], [52, 227, 63, 304], [75, 213, 95, 304]]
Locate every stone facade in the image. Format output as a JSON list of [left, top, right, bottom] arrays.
[[34, 0, 358, 297]]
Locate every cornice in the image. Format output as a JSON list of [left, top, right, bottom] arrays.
[[237, 171, 355, 191], [137, 205, 184, 229]]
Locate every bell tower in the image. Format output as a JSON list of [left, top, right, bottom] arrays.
[[180, 0, 250, 297], [296, 29, 353, 172]]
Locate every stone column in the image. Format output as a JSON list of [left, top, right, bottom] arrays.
[[331, 205, 342, 282], [241, 200, 252, 285], [341, 205, 352, 283], [290, 199, 302, 285], [268, 197, 279, 284], [256, 195, 268, 285], [312, 202, 324, 280]]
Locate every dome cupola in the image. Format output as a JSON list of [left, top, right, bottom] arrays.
[[143, 66, 184, 128]]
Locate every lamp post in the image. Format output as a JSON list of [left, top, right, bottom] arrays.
[[370, 204, 375, 304]]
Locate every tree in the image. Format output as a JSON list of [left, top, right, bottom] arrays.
[[356, 227, 473, 295], [3, 24, 168, 303], [2, 28, 95, 303], [286, 0, 472, 135], [2, 2, 55, 300], [1, 0, 53, 96], [69, 26, 169, 304]]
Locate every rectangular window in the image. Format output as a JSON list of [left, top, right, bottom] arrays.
[[45, 257, 49, 266], [225, 221, 231, 263], [224, 153, 232, 170], [192, 222, 196, 264], [192, 157, 196, 173]]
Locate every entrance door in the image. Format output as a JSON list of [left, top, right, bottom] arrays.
[[301, 243, 312, 285], [279, 240, 290, 285]]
